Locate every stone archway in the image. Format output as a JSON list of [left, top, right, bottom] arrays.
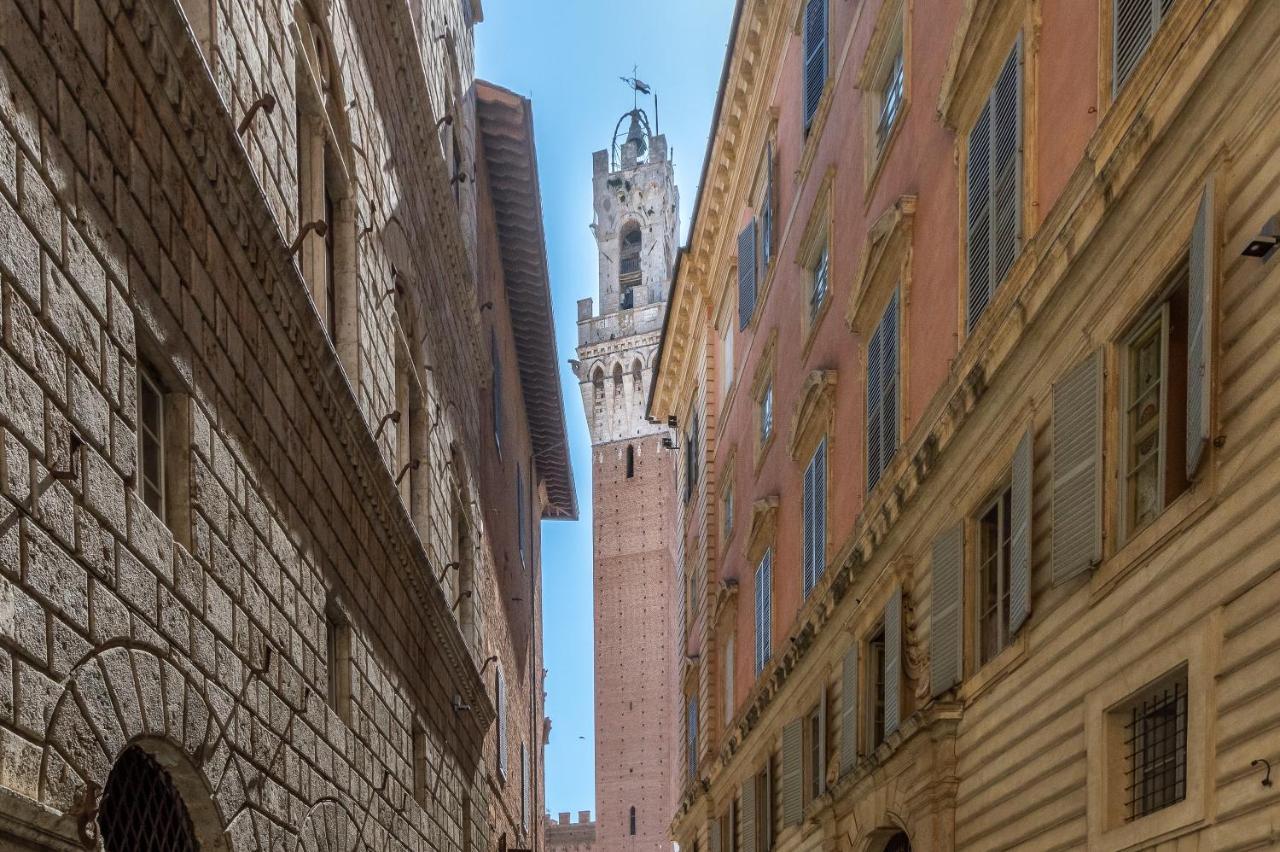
[[36, 644, 230, 850], [293, 798, 361, 852]]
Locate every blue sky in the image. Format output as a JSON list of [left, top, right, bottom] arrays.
[[475, 0, 735, 820]]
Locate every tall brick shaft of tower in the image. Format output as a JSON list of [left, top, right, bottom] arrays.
[[572, 107, 680, 852]]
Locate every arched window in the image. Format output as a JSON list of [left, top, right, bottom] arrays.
[[629, 806, 637, 836], [882, 832, 911, 852], [626, 445, 635, 479], [612, 363, 624, 394], [295, 3, 355, 368], [592, 367, 605, 401], [99, 746, 198, 851], [632, 358, 643, 391], [620, 223, 642, 306]]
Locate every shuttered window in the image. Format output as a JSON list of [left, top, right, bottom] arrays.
[[802, 0, 828, 132], [966, 42, 1022, 332], [755, 550, 773, 675], [740, 775, 756, 852], [687, 695, 699, 783], [497, 668, 508, 779], [1186, 182, 1213, 480], [1009, 429, 1034, 634], [723, 635, 735, 727], [780, 719, 803, 826], [1051, 351, 1103, 583], [930, 524, 964, 697], [738, 220, 759, 329], [1114, 0, 1174, 94], [884, 587, 903, 737], [802, 439, 828, 597], [839, 646, 858, 774], [866, 291, 899, 492]]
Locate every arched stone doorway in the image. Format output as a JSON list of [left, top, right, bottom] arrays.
[[99, 746, 200, 851], [881, 831, 911, 852]]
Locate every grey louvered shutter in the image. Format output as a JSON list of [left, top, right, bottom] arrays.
[[802, 0, 828, 130], [990, 44, 1022, 289], [709, 818, 721, 852], [740, 777, 756, 852], [880, 292, 899, 474], [929, 524, 964, 698], [865, 321, 883, 491], [738, 220, 758, 330], [802, 456, 816, 597], [1051, 351, 1103, 584], [812, 440, 828, 588], [1114, 0, 1164, 94], [1187, 182, 1213, 480], [884, 587, 902, 736], [781, 719, 803, 826], [1009, 428, 1034, 634], [839, 646, 858, 774], [966, 101, 992, 331]]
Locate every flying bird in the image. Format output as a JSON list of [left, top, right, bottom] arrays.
[[620, 76, 651, 95]]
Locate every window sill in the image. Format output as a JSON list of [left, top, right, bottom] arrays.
[[1089, 481, 1214, 606], [959, 629, 1028, 706]]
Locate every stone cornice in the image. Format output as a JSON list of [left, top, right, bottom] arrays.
[[124, 0, 493, 727]]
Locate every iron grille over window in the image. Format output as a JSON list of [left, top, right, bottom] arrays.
[[99, 746, 198, 852], [1124, 676, 1188, 820]]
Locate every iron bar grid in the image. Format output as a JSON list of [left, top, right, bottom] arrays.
[[1123, 679, 1188, 821], [99, 746, 198, 852]]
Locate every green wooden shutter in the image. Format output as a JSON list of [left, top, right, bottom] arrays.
[[1051, 350, 1103, 584], [1187, 181, 1214, 480], [839, 645, 858, 774], [781, 719, 803, 826], [929, 524, 964, 697], [884, 587, 903, 736], [1009, 428, 1034, 634]]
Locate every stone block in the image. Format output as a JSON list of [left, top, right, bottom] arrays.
[[115, 547, 157, 622], [21, 520, 87, 633], [0, 350, 44, 450], [42, 266, 100, 380]]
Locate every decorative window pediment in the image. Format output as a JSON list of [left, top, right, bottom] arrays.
[[787, 370, 837, 461], [847, 196, 915, 336], [936, 0, 1029, 130], [745, 496, 780, 565]]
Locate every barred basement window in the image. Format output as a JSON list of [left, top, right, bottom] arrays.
[[1120, 668, 1188, 820], [136, 359, 193, 546], [99, 746, 198, 852]]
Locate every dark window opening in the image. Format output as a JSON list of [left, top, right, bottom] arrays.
[[805, 705, 822, 803], [99, 746, 198, 852], [868, 626, 887, 749], [629, 806, 637, 836], [1124, 670, 1188, 821], [620, 224, 643, 286], [978, 488, 1013, 664], [883, 832, 911, 852], [626, 445, 635, 479]]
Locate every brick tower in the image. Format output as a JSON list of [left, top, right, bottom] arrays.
[[573, 104, 679, 852]]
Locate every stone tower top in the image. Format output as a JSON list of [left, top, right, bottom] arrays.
[[573, 100, 680, 446]]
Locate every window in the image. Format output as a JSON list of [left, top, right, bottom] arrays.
[[496, 667, 508, 780], [1120, 273, 1190, 541], [808, 243, 829, 322], [866, 291, 899, 491], [752, 763, 774, 852], [977, 489, 1013, 665], [738, 219, 759, 330], [876, 41, 905, 154], [325, 607, 351, 723], [759, 384, 774, 447], [687, 694, 699, 783], [755, 550, 773, 675], [721, 483, 734, 541], [684, 405, 701, 503], [630, 806, 637, 836], [759, 142, 776, 272], [802, 0, 829, 132], [965, 41, 1021, 332], [492, 330, 503, 454], [620, 223, 643, 300], [723, 634, 735, 727], [721, 321, 736, 401], [99, 746, 198, 852], [802, 439, 828, 597], [412, 723, 428, 806], [866, 625, 886, 749], [1114, 0, 1174, 95], [803, 703, 823, 803], [295, 9, 351, 348], [137, 364, 168, 520], [625, 445, 636, 479], [1118, 668, 1188, 821]]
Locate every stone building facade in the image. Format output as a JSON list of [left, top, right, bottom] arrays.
[[649, 0, 1280, 850], [572, 110, 679, 852], [0, 0, 574, 850]]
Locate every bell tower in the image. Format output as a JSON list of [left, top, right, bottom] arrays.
[[573, 96, 679, 852]]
